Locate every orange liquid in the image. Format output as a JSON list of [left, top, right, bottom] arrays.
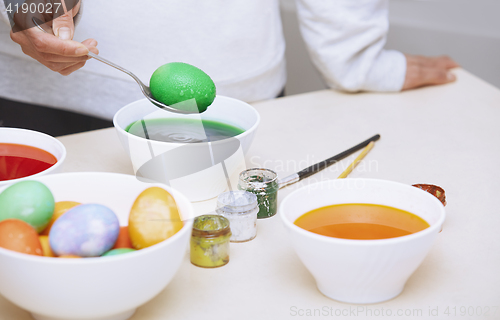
[[0, 143, 57, 181], [294, 203, 430, 240]]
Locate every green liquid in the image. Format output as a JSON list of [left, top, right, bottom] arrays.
[[125, 118, 244, 143]]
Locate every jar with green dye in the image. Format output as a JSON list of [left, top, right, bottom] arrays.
[[190, 215, 231, 268], [237, 168, 279, 219]]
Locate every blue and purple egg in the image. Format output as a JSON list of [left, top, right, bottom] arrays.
[[49, 204, 119, 257]]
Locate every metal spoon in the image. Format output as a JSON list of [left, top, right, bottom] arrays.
[[32, 17, 198, 114]]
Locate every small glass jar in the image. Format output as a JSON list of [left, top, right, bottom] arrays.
[[238, 168, 279, 219], [216, 191, 258, 242], [190, 215, 231, 268]]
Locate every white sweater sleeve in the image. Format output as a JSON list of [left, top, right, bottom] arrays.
[[295, 0, 406, 92]]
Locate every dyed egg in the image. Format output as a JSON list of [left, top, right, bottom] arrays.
[[40, 201, 81, 236], [129, 187, 183, 249], [102, 248, 136, 256], [0, 219, 43, 256], [49, 204, 120, 257], [112, 226, 133, 249], [0, 181, 55, 233], [150, 62, 216, 113], [58, 255, 81, 259], [38, 235, 55, 257]]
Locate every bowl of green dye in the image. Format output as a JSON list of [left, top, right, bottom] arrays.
[[113, 96, 260, 202]]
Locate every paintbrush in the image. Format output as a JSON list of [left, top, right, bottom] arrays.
[[278, 134, 380, 189]]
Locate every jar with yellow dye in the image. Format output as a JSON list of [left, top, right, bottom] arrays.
[[190, 215, 231, 268]]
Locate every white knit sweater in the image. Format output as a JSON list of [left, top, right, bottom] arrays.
[[0, 0, 405, 120]]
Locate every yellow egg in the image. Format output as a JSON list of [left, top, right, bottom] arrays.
[[128, 187, 183, 249], [40, 201, 81, 236], [38, 235, 55, 257]]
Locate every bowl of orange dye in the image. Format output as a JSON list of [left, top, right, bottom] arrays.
[[0, 128, 66, 186], [280, 178, 446, 304]]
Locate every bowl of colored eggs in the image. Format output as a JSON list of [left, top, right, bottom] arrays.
[[0, 127, 66, 186], [0, 172, 193, 320], [280, 179, 446, 304], [113, 95, 260, 201]]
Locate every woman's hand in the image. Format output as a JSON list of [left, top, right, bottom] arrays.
[[403, 54, 459, 90], [9, 0, 98, 76]]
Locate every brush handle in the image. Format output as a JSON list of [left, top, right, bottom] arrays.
[[337, 141, 375, 179], [278, 134, 380, 189]]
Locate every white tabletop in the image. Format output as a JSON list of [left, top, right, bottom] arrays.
[[1, 69, 499, 320]]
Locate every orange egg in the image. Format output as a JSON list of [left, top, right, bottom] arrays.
[[38, 235, 55, 257], [0, 219, 43, 256], [58, 255, 81, 258], [112, 226, 133, 249], [40, 201, 81, 236]]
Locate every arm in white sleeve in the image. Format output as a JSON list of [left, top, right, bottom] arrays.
[[295, 0, 406, 92]]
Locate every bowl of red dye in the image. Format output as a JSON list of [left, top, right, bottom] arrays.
[[0, 128, 66, 186]]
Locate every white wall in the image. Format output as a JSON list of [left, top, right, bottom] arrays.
[[280, 0, 500, 95]]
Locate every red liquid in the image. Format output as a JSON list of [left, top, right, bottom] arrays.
[[0, 143, 57, 181]]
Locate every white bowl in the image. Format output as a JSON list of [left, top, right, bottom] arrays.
[[280, 179, 446, 304], [113, 96, 260, 202], [0, 172, 194, 320], [0, 127, 66, 186]]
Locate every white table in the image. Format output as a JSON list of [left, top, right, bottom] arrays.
[[1, 69, 499, 320]]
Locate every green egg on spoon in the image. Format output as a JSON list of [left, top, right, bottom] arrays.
[[32, 17, 215, 114], [150, 62, 216, 113]]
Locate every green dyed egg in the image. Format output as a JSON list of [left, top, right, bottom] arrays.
[[0, 181, 54, 233], [102, 248, 136, 256], [150, 62, 216, 113]]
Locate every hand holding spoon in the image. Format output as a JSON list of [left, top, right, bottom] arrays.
[[32, 17, 210, 114]]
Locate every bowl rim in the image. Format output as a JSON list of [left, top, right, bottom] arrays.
[[0, 172, 194, 264], [0, 127, 67, 184], [112, 95, 261, 146], [280, 178, 446, 246]]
